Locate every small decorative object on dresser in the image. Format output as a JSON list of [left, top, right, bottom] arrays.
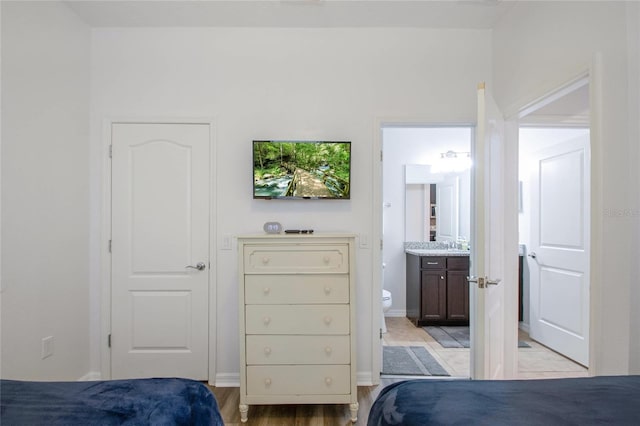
[[263, 222, 283, 234], [237, 234, 358, 423]]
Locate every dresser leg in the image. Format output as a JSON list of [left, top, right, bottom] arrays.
[[239, 404, 248, 423], [350, 402, 359, 423]]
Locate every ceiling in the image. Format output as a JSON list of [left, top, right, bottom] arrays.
[[64, 0, 515, 28]]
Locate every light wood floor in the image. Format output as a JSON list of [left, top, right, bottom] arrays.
[[210, 382, 389, 426], [210, 317, 587, 425]]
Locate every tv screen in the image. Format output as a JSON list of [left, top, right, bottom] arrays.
[[253, 140, 351, 199]]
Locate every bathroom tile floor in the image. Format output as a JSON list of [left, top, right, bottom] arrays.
[[383, 316, 588, 379]]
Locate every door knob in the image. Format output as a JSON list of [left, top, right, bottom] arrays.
[[528, 251, 537, 259], [185, 262, 206, 271]]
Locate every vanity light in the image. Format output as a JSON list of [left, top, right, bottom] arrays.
[[432, 150, 471, 173]]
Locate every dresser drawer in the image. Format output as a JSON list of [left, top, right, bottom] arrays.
[[246, 335, 350, 365], [246, 305, 349, 335], [245, 275, 349, 304], [247, 365, 350, 396], [244, 245, 349, 274]]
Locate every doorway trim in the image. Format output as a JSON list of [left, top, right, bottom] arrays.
[[100, 117, 217, 383], [508, 65, 599, 376]]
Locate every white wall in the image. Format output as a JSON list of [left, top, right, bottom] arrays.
[[627, 1, 640, 374], [1, 1, 91, 380], [494, 1, 636, 374], [90, 28, 491, 381]]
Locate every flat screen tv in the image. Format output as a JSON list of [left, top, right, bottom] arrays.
[[253, 140, 351, 199]]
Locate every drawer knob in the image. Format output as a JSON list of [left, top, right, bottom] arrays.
[[325, 346, 332, 355], [264, 378, 272, 387], [323, 256, 330, 263], [264, 347, 272, 355], [324, 287, 332, 295], [262, 257, 270, 264], [263, 287, 271, 295], [324, 316, 333, 325], [325, 377, 332, 386], [263, 316, 271, 325]]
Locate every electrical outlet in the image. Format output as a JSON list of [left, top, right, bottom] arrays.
[[41, 336, 54, 359]]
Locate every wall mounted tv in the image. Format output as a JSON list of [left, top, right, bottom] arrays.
[[253, 140, 351, 199]]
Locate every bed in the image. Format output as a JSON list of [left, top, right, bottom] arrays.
[[0, 377, 224, 425], [368, 375, 640, 426]]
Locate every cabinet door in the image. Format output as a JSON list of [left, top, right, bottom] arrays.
[[421, 270, 446, 321], [446, 270, 469, 321]]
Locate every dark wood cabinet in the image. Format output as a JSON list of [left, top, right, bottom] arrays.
[[406, 254, 469, 326]]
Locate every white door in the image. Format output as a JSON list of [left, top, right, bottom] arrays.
[[529, 135, 590, 366], [436, 175, 459, 242], [111, 123, 210, 379], [471, 83, 509, 379]]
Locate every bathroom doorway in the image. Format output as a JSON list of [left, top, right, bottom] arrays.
[[381, 125, 472, 378]]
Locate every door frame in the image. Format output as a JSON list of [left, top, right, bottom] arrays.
[[507, 65, 600, 376], [100, 118, 217, 383], [372, 120, 482, 383]]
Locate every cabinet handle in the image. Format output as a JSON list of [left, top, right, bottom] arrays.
[[324, 316, 333, 325], [263, 316, 271, 325], [263, 287, 271, 295], [324, 287, 332, 295], [441, 276, 444, 280], [325, 377, 333, 386], [264, 378, 272, 387], [264, 347, 272, 355], [325, 346, 333, 355], [427, 262, 439, 265], [262, 257, 270, 264], [323, 256, 330, 264]]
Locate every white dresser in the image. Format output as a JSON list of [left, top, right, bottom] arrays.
[[237, 234, 358, 423]]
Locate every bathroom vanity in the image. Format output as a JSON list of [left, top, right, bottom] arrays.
[[405, 249, 470, 326]]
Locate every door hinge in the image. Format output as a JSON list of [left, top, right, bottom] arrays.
[[108, 240, 112, 253], [380, 150, 383, 161], [109, 145, 112, 158], [380, 328, 383, 339], [380, 239, 383, 250], [108, 334, 112, 348]]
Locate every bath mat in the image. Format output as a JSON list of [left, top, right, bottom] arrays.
[[382, 346, 450, 376]]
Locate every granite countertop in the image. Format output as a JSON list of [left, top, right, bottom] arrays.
[[405, 248, 470, 257]]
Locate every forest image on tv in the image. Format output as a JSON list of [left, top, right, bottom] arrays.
[[253, 141, 351, 199]]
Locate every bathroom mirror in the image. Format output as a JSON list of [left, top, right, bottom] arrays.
[[404, 164, 471, 242]]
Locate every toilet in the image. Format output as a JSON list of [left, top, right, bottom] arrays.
[[382, 289, 392, 312], [381, 289, 392, 333]]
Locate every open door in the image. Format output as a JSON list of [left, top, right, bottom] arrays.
[[470, 83, 511, 379]]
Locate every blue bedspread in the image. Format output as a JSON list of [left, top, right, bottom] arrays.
[[368, 375, 640, 426], [1, 377, 224, 425]]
